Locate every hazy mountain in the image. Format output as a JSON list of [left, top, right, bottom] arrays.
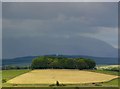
[[2, 55, 118, 66], [3, 36, 117, 58], [2, 56, 36, 66]]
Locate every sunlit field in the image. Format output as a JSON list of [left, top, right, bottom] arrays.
[[97, 65, 119, 69], [7, 69, 118, 84]]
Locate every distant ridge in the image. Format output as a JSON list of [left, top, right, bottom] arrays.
[[2, 55, 118, 66]]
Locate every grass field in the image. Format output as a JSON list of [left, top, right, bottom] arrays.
[[102, 78, 119, 86], [2, 70, 31, 81], [90, 70, 118, 76]]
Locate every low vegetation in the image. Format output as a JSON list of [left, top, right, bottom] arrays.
[[31, 56, 96, 69], [90, 70, 118, 76], [2, 70, 31, 82], [2, 66, 30, 70], [102, 78, 119, 86]]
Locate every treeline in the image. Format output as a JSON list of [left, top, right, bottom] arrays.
[[2, 65, 30, 70], [31, 56, 96, 69]]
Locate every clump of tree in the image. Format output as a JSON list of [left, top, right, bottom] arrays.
[[31, 56, 96, 70]]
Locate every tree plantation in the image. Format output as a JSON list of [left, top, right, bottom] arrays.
[[31, 56, 96, 69]]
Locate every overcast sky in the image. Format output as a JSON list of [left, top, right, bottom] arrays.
[[1, 0, 120, 2], [2, 2, 118, 58]]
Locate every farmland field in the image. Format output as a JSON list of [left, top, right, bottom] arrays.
[[7, 69, 118, 84], [2, 70, 31, 81], [2, 69, 119, 89]]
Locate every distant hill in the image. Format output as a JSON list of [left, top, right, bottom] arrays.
[[2, 55, 118, 66], [2, 56, 36, 66]]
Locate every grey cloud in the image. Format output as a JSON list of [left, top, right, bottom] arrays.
[[2, 0, 120, 2], [3, 2, 117, 27], [3, 16, 117, 38], [2, 2, 118, 58], [3, 2, 118, 37]]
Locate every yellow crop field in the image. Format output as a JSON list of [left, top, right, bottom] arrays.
[[7, 69, 118, 84]]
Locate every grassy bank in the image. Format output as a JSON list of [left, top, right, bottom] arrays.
[[2, 70, 31, 81], [90, 70, 119, 86], [90, 70, 118, 76]]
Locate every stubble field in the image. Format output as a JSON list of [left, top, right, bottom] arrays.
[[7, 69, 118, 84]]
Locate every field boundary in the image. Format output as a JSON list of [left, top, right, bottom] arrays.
[[102, 77, 119, 83]]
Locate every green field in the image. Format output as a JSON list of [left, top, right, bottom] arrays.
[[90, 70, 119, 87], [90, 70, 118, 76], [2, 70, 31, 87], [102, 78, 119, 86], [2, 69, 119, 88], [2, 70, 31, 81]]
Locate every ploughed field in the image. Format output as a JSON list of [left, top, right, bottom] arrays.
[[7, 69, 118, 84]]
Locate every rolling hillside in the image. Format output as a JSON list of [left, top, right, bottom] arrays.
[[2, 55, 118, 66]]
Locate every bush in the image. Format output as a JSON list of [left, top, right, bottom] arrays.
[[95, 83, 102, 86], [56, 81, 60, 86], [2, 79, 6, 83]]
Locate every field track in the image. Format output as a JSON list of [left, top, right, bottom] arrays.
[[7, 69, 118, 84]]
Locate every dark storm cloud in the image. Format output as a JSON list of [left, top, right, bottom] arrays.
[[2, 2, 118, 58], [3, 2, 117, 27]]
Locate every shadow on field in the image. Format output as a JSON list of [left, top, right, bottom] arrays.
[[1, 87, 119, 89]]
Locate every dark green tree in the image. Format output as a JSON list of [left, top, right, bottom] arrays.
[[31, 56, 96, 69]]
